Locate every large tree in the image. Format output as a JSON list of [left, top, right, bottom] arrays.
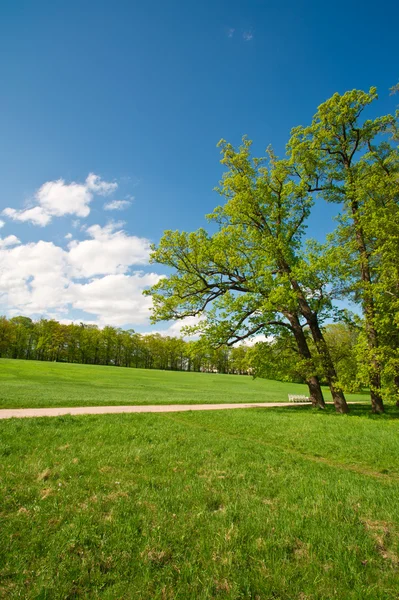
[[288, 87, 399, 412], [147, 139, 351, 412]]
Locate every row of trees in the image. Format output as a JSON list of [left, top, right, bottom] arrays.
[[0, 316, 360, 387], [148, 86, 399, 413], [0, 315, 249, 373]]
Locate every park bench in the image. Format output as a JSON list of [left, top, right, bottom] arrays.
[[288, 394, 311, 403]]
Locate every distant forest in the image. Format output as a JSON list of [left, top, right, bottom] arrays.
[[0, 315, 249, 374], [0, 315, 361, 390]]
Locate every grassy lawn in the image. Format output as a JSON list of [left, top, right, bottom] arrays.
[[1, 406, 399, 598], [0, 359, 368, 409]]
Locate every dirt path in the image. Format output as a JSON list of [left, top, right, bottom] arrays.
[[0, 402, 311, 420]]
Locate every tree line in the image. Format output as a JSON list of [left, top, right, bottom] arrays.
[[0, 315, 361, 388], [148, 86, 399, 413], [0, 315, 248, 373]]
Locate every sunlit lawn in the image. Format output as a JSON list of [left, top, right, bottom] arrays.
[[1, 405, 399, 598], [0, 358, 368, 409]]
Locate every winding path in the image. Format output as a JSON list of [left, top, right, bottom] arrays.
[[0, 402, 312, 420]]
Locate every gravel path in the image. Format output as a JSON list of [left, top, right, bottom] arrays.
[[0, 402, 311, 420]]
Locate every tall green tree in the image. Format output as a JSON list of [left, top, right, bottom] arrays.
[[288, 87, 399, 412], [0, 316, 16, 357], [9, 316, 34, 359], [230, 345, 250, 375], [147, 139, 352, 411]]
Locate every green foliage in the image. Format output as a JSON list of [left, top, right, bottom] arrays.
[[147, 136, 352, 412], [287, 86, 399, 410], [247, 323, 363, 390], [322, 323, 362, 392], [247, 335, 308, 383], [148, 139, 335, 344]]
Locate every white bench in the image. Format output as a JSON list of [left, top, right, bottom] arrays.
[[288, 394, 311, 403]]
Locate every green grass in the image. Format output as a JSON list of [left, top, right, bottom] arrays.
[[0, 358, 368, 409], [1, 406, 399, 599]]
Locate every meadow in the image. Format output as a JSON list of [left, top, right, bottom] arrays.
[[1, 406, 399, 599], [0, 358, 367, 409], [1, 359, 397, 598]]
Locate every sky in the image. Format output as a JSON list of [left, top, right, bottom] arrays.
[[0, 0, 398, 334]]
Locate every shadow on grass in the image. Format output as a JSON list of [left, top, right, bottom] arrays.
[[260, 403, 399, 420]]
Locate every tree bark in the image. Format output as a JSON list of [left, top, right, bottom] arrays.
[[307, 374, 326, 408], [370, 378, 384, 413], [306, 315, 349, 414], [284, 312, 326, 409], [394, 375, 399, 408], [286, 277, 349, 413], [275, 251, 348, 412]]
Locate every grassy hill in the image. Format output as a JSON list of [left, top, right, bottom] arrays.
[[0, 358, 368, 409]]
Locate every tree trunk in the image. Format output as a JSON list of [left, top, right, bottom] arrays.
[[394, 375, 399, 408], [306, 316, 349, 414], [287, 276, 349, 413], [370, 381, 384, 413], [307, 374, 325, 408], [284, 312, 326, 409], [277, 255, 348, 413]]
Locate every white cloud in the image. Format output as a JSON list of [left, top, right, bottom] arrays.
[[85, 173, 117, 196], [243, 31, 253, 41], [0, 170, 159, 327], [0, 220, 4, 229], [0, 224, 159, 327], [241, 334, 273, 346], [0, 241, 69, 315], [3, 206, 51, 227], [68, 223, 150, 278], [227, 28, 235, 38], [58, 317, 99, 327], [2, 173, 118, 227], [36, 180, 92, 218], [104, 199, 132, 211], [148, 316, 204, 340], [166, 316, 203, 338], [0, 235, 20, 249], [68, 273, 160, 327]]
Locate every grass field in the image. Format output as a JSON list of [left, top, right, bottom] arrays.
[[1, 405, 399, 599], [0, 359, 368, 409]]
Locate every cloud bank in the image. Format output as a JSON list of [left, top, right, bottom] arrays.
[[0, 221, 160, 327], [0, 172, 166, 327]]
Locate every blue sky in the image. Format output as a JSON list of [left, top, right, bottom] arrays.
[[0, 0, 398, 332]]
